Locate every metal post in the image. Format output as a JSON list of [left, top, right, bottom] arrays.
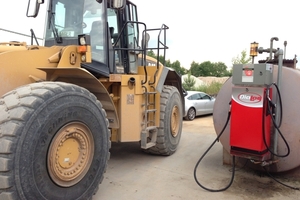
[[283, 41, 287, 59], [273, 49, 283, 154]]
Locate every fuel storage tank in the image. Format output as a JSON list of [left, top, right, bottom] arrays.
[[213, 66, 300, 172]]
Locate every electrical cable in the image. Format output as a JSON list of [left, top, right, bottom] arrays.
[[194, 105, 235, 192]]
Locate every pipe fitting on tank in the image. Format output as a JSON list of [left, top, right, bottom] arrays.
[[269, 37, 279, 62], [250, 159, 279, 166], [257, 47, 277, 54], [258, 37, 279, 61]]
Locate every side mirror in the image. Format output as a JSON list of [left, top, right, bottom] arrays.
[[27, 0, 44, 18]]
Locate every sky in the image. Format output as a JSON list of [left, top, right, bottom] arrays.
[[1, 0, 299, 69]]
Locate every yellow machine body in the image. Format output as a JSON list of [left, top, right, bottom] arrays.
[[0, 1, 184, 199], [0, 42, 176, 143]]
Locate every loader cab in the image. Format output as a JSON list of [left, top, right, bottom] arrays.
[[32, 0, 140, 77]]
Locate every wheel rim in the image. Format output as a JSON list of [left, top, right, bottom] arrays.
[[47, 122, 94, 187], [170, 105, 180, 137]]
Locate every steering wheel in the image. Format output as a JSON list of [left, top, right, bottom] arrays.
[[73, 22, 87, 29]]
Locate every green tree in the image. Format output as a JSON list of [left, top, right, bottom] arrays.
[[147, 51, 186, 75], [170, 60, 187, 75], [164, 59, 172, 68], [198, 61, 214, 76], [147, 50, 166, 66], [147, 50, 156, 58], [190, 61, 202, 77], [182, 73, 196, 91], [232, 49, 251, 64], [212, 62, 231, 77], [190, 61, 230, 77]]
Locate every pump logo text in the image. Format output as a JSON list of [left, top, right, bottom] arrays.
[[238, 93, 262, 103]]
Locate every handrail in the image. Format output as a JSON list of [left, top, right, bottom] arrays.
[[149, 23, 168, 85], [113, 21, 169, 85]]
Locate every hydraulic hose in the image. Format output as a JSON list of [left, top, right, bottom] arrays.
[[194, 105, 235, 192], [262, 83, 299, 190], [263, 83, 290, 158], [194, 83, 294, 192], [263, 166, 300, 190]]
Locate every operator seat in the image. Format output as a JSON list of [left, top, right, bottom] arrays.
[[90, 21, 104, 62], [90, 21, 104, 46], [81, 20, 109, 78], [109, 27, 114, 39]]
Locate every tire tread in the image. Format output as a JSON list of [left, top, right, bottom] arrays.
[[144, 85, 182, 156], [0, 82, 110, 200]]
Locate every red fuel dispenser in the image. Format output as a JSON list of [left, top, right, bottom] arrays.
[[230, 64, 273, 161]]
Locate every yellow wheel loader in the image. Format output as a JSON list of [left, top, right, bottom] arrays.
[[0, 0, 185, 199]]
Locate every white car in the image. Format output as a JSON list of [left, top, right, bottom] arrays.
[[183, 91, 215, 121]]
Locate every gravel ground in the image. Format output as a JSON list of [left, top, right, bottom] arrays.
[[93, 115, 300, 200]]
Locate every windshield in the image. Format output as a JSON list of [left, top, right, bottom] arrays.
[[45, 0, 106, 62], [45, 0, 104, 38]]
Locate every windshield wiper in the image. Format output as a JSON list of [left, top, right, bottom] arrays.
[[48, 3, 62, 43]]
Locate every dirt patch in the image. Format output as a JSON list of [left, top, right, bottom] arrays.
[[183, 114, 214, 134], [227, 168, 300, 199]]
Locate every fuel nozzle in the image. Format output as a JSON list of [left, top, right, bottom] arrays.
[[266, 86, 276, 117]]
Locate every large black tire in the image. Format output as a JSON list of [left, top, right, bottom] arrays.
[[0, 82, 110, 200], [145, 85, 183, 155]]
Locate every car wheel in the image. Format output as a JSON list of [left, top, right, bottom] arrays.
[[186, 108, 196, 121]]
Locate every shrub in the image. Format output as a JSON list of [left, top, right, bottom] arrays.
[[182, 74, 196, 91], [195, 81, 223, 97]]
